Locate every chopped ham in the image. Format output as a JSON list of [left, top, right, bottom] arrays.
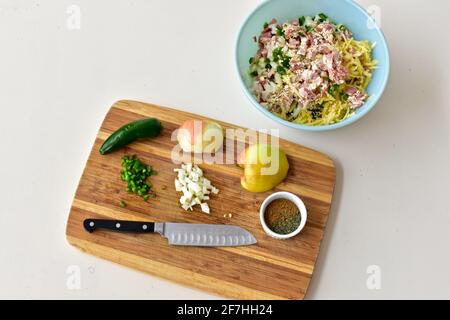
[[345, 87, 358, 95], [259, 31, 273, 44], [288, 38, 300, 48], [347, 90, 368, 108], [249, 14, 371, 119]]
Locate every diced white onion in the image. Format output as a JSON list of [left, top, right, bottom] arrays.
[[174, 163, 219, 214]]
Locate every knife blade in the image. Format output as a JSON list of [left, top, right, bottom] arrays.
[[83, 219, 257, 247]]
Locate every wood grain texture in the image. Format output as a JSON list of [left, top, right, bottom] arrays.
[[65, 100, 336, 300]]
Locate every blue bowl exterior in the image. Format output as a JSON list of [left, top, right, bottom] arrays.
[[235, 0, 390, 131]]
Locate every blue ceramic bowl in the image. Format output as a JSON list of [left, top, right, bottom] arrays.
[[235, 0, 390, 131]]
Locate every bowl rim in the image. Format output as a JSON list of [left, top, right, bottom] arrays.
[[234, 0, 391, 131], [259, 191, 307, 239]]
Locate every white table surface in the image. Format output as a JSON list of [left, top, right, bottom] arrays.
[[1, 0, 449, 299]]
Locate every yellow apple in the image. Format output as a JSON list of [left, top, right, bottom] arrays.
[[238, 144, 289, 192]]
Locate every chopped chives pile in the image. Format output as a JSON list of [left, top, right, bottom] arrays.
[[120, 155, 156, 201]]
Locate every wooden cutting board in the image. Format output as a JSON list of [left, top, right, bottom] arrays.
[[66, 100, 335, 300]]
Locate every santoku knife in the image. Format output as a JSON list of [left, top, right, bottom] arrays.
[[83, 219, 257, 247]]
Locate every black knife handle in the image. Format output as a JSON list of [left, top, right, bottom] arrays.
[[83, 219, 155, 233]]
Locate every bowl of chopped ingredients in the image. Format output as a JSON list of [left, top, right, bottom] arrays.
[[235, 0, 390, 131]]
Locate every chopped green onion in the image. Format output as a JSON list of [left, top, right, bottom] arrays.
[[264, 22, 269, 29], [276, 66, 287, 75], [328, 84, 339, 96], [249, 57, 254, 64], [250, 70, 258, 77], [337, 24, 347, 32], [119, 200, 126, 208], [281, 56, 291, 69], [272, 47, 283, 62], [276, 25, 285, 37], [318, 13, 328, 22], [299, 16, 306, 26]]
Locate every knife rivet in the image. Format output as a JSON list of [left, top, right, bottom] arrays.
[[116, 223, 121, 228], [142, 225, 148, 230], [89, 222, 94, 227]]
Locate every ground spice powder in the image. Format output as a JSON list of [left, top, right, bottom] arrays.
[[264, 198, 301, 234]]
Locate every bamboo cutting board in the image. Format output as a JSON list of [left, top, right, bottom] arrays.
[[66, 100, 335, 299]]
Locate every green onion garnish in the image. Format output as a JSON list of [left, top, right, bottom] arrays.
[[272, 47, 283, 62], [276, 66, 287, 75], [276, 26, 285, 37], [328, 84, 339, 96], [281, 57, 291, 69], [318, 13, 328, 22], [299, 16, 306, 26]]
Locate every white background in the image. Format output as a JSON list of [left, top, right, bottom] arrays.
[[0, 0, 449, 299]]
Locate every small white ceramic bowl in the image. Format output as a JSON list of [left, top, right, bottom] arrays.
[[259, 191, 307, 239]]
